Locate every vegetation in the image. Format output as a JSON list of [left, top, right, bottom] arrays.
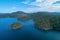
[[11, 22, 21, 30], [1, 11, 60, 31], [33, 12, 60, 31], [0, 11, 32, 20]]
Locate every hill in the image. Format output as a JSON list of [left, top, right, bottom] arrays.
[[0, 11, 32, 20]]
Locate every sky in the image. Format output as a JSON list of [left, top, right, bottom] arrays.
[[0, 0, 60, 13]]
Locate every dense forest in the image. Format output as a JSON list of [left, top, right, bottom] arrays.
[[32, 12, 60, 31], [0, 11, 60, 31]]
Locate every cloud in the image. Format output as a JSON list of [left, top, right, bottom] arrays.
[[53, 1, 60, 5], [30, 0, 45, 7], [12, 7, 17, 10], [22, 0, 60, 12], [10, 7, 17, 12], [21, 0, 30, 4], [26, 7, 41, 12], [30, 0, 57, 6], [26, 5, 60, 12]]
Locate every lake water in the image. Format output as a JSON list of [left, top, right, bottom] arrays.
[[0, 18, 60, 40]]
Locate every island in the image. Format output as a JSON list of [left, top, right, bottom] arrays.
[[11, 22, 21, 30], [32, 12, 60, 31], [1, 11, 60, 31]]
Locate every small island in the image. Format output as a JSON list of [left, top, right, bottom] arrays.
[[0, 11, 60, 31], [11, 22, 21, 30]]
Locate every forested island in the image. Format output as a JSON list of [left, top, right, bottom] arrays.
[[0, 11, 32, 30], [32, 12, 60, 31], [11, 22, 21, 30], [0, 11, 60, 31]]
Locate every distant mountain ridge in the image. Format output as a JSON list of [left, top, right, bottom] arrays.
[[0, 11, 26, 17], [0, 11, 60, 18], [0, 11, 32, 20]]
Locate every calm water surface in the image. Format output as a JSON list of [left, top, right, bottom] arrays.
[[0, 18, 60, 40]]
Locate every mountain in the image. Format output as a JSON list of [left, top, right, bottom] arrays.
[[0, 11, 32, 20], [0, 11, 60, 19]]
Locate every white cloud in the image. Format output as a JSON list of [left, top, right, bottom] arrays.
[[21, 0, 30, 4], [30, 0, 57, 7], [12, 7, 17, 10], [26, 7, 41, 12], [30, 0, 45, 7], [22, 0, 60, 12], [11, 7, 17, 12], [26, 6, 60, 12]]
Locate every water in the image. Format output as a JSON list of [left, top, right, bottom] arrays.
[[0, 18, 60, 40]]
